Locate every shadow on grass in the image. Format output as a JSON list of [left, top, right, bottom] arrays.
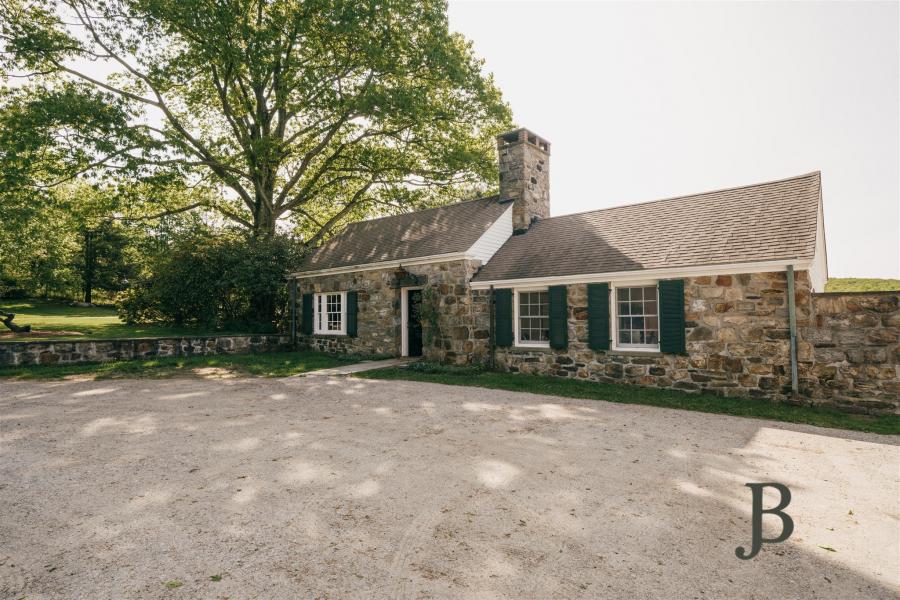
[[356, 364, 900, 436]]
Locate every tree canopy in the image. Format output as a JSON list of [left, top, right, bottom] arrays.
[[1, 0, 512, 241]]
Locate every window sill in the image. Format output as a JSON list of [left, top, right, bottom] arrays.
[[508, 344, 553, 353], [608, 348, 663, 357], [312, 332, 348, 337]]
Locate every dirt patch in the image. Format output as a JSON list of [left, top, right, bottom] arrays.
[[0, 329, 86, 340], [1, 376, 898, 599]]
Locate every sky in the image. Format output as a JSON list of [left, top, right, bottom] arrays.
[[448, 0, 900, 279]]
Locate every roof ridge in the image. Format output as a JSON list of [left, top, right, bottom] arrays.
[[539, 171, 821, 223], [344, 194, 500, 228]]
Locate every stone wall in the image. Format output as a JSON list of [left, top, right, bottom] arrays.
[[295, 262, 898, 414], [0, 335, 292, 367], [295, 259, 486, 363], [800, 292, 899, 413], [482, 271, 809, 402], [477, 272, 898, 414]]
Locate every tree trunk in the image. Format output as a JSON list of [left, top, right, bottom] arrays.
[[82, 228, 95, 304], [249, 186, 278, 328]]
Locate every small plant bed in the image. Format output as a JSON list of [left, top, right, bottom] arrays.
[[357, 362, 900, 435], [0, 299, 266, 342], [0, 350, 352, 381]]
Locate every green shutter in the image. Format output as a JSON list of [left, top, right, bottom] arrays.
[[301, 293, 313, 335], [494, 288, 513, 347], [587, 282, 610, 350], [549, 285, 568, 349], [346, 291, 358, 337], [658, 279, 686, 354]]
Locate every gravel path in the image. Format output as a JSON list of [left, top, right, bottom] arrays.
[[1, 375, 898, 599]]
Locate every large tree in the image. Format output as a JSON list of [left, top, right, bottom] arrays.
[[0, 0, 511, 243]]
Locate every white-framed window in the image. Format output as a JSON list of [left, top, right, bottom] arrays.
[[612, 283, 659, 350], [314, 292, 347, 335], [514, 288, 550, 347]]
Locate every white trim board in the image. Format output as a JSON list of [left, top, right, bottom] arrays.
[[313, 291, 347, 336], [513, 287, 551, 349], [468, 205, 513, 264], [610, 281, 660, 353], [470, 258, 812, 290]]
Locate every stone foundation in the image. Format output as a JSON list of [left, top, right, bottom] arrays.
[[0, 335, 292, 367]]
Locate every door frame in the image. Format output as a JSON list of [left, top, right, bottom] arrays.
[[400, 286, 424, 357]]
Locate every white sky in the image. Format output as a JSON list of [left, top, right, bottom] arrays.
[[449, 0, 900, 278]]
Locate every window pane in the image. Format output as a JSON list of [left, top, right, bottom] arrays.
[[615, 286, 660, 347], [518, 291, 549, 343]]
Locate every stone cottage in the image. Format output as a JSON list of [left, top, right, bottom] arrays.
[[292, 128, 898, 412]]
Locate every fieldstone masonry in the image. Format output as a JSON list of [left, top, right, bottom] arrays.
[[802, 291, 899, 412], [478, 273, 898, 414], [296, 264, 898, 413], [296, 259, 488, 363], [497, 128, 550, 231], [486, 272, 809, 397], [0, 334, 291, 367]]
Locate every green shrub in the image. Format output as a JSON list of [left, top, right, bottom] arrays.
[[115, 232, 300, 330], [115, 286, 162, 324]]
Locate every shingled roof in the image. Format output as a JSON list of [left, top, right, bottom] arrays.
[[295, 195, 508, 273], [472, 172, 822, 283]]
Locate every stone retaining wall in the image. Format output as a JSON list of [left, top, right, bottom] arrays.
[[0, 335, 292, 367], [800, 292, 899, 413]]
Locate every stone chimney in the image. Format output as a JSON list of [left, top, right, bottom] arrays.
[[497, 128, 550, 231]]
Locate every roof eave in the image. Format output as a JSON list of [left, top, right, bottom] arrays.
[[470, 258, 814, 289], [290, 251, 475, 279]]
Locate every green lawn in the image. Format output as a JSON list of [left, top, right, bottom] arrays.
[[825, 278, 900, 292], [0, 350, 350, 380], [357, 363, 900, 435], [0, 299, 264, 342]]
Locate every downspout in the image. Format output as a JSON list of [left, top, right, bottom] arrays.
[[489, 285, 496, 370], [786, 265, 799, 395]]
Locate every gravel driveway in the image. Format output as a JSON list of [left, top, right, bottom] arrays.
[[1, 374, 898, 599]]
